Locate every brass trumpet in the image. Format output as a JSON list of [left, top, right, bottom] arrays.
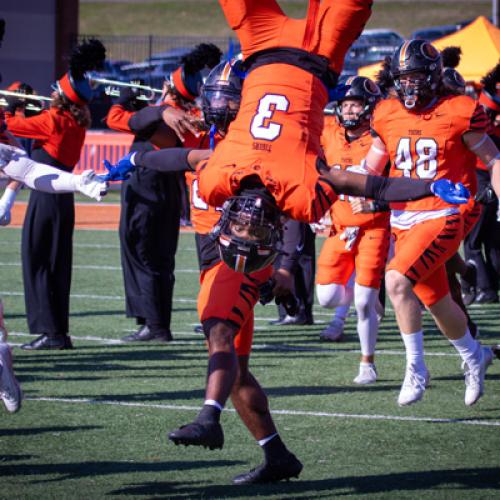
[[91, 77, 163, 101], [0, 90, 52, 113]]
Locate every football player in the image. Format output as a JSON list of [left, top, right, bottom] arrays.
[[105, 60, 303, 483], [364, 39, 497, 406], [317, 76, 390, 384]]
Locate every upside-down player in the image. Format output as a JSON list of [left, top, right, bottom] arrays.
[[104, 60, 304, 484], [364, 39, 497, 406]]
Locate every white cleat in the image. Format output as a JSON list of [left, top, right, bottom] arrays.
[[0, 343, 22, 413], [398, 365, 430, 406], [319, 318, 345, 342], [464, 346, 492, 407], [353, 363, 377, 385]]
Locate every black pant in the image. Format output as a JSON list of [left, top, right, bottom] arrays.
[[22, 191, 74, 336], [119, 167, 181, 330]]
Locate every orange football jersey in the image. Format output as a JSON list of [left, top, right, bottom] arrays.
[[185, 170, 222, 235], [321, 116, 389, 228], [372, 95, 487, 211], [198, 0, 372, 222]]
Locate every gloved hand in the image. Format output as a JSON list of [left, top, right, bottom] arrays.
[[430, 179, 470, 204], [101, 153, 136, 182], [0, 187, 18, 226], [74, 170, 107, 201], [339, 226, 360, 251], [0, 143, 17, 169]]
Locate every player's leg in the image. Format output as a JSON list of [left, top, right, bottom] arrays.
[[352, 226, 390, 384], [229, 326, 303, 484]]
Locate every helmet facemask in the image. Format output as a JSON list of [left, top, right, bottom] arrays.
[[211, 194, 283, 273], [391, 40, 442, 110], [333, 77, 381, 130], [201, 86, 241, 133]]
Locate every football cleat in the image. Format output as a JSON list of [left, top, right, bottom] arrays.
[[398, 365, 430, 406], [168, 421, 224, 450], [0, 343, 22, 413], [353, 363, 377, 385], [464, 346, 493, 406], [232, 452, 303, 485], [319, 318, 345, 342]]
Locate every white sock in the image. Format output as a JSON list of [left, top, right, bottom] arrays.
[[204, 399, 224, 411], [401, 330, 426, 371], [355, 284, 379, 357], [449, 329, 480, 368]]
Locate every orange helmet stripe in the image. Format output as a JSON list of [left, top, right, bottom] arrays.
[[399, 41, 411, 69]]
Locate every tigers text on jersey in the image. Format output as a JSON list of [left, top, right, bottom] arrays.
[[321, 116, 389, 228], [371, 95, 487, 212]]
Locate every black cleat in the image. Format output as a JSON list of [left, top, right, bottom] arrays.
[[232, 452, 303, 484], [168, 421, 224, 450], [493, 344, 500, 360]]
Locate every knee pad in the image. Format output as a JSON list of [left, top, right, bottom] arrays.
[[316, 283, 347, 308], [354, 283, 378, 320]]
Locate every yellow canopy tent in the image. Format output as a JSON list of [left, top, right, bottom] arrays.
[[357, 16, 500, 83]]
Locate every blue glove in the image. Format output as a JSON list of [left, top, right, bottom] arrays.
[[99, 153, 136, 182], [430, 179, 470, 204]]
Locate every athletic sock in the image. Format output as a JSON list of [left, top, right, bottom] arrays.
[[260, 434, 288, 463], [450, 329, 480, 368], [196, 400, 223, 424], [401, 330, 425, 371]]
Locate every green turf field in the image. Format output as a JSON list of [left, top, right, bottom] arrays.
[[0, 227, 499, 498]]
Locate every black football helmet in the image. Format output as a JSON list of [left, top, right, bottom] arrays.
[[211, 192, 282, 273], [201, 59, 244, 133], [331, 76, 382, 129], [391, 39, 442, 109]]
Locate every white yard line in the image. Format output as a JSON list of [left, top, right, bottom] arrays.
[[25, 396, 500, 428]]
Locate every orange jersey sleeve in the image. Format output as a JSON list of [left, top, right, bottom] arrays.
[[106, 104, 133, 133], [372, 95, 479, 211], [321, 116, 389, 228]]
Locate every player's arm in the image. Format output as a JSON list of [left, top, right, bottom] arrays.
[[131, 148, 211, 172], [463, 131, 500, 198], [323, 168, 467, 204], [101, 148, 212, 181]]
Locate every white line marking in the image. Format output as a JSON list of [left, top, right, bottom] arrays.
[[24, 396, 500, 427]]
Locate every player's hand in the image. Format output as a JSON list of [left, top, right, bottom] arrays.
[[430, 179, 469, 204], [339, 226, 360, 250], [272, 268, 294, 297], [350, 198, 374, 214], [75, 170, 108, 201], [161, 107, 200, 143], [101, 153, 135, 182]]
